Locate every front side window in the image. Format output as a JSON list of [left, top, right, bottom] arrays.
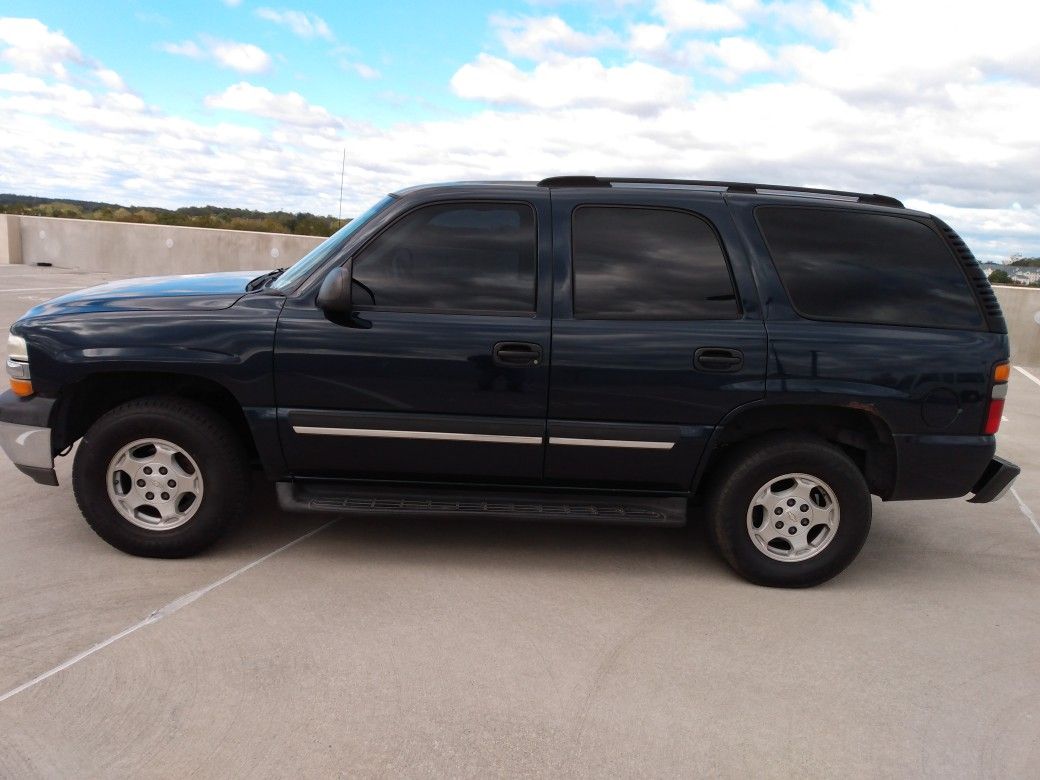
[[571, 206, 739, 320], [756, 207, 985, 329], [270, 195, 394, 292], [351, 202, 537, 314]]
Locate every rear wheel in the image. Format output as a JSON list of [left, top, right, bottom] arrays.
[[706, 434, 871, 587], [73, 397, 249, 557]]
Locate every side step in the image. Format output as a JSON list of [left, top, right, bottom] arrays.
[[276, 481, 687, 527]]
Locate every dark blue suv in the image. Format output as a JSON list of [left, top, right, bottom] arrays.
[[0, 176, 1020, 587]]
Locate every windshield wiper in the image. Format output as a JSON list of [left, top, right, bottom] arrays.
[[246, 268, 286, 292]]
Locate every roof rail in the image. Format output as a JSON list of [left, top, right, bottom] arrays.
[[536, 176, 903, 208]]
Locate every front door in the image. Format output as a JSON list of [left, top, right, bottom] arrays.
[[545, 190, 767, 490], [274, 194, 552, 483]]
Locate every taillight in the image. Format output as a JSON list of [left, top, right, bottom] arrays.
[[983, 362, 1009, 435]]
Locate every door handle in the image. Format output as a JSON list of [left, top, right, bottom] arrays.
[[493, 341, 543, 367], [694, 347, 743, 372]]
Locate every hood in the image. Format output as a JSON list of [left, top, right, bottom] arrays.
[[21, 270, 269, 318]]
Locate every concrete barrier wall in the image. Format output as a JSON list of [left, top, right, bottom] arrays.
[[2, 215, 1038, 366], [0, 215, 22, 265], [10, 214, 325, 277], [994, 286, 1040, 368]]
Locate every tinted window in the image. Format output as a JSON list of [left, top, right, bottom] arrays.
[[352, 202, 536, 313], [270, 195, 393, 292], [571, 206, 738, 319], [757, 207, 984, 329]]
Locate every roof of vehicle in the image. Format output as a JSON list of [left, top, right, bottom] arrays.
[[393, 176, 907, 210]]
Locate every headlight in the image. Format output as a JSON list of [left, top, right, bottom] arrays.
[[6, 333, 32, 397], [7, 333, 27, 362]]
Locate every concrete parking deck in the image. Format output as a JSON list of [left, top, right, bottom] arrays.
[[0, 265, 1037, 777]]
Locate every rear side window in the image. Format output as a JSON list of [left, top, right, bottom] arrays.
[[352, 202, 536, 314], [756, 207, 984, 330], [571, 206, 739, 320]]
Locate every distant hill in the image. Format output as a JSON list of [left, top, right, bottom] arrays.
[[0, 194, 348, 237], [1010, 257, 1040, 268]]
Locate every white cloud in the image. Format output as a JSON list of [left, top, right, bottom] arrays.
[[654, 0, 749, 32], [256, 8, 333, 40], [94, 67, 126, 91], [492, 15, 617, 60], [0, 17, 81, 79], [767, 1, 846, 41], [778, 0, 1040, 99], [330, 44, 380, 81], [2, 7, 1040, 261], [451, 54, 689, 112], [211, 41, 272, 73], [684, 36, 772, 80], [159, 40, 204, 59], [205, 82, 340, 128], [0, 19, 130, 94], [222, 0, 243, 6], [161, 37, 272, 74], [348, 63, 380, 80], [628, 23, 669, 56]]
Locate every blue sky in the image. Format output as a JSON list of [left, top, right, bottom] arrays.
[[1, 0, 496, 125], [0, 1, 1037, 260], [0, 0, 829, 124]]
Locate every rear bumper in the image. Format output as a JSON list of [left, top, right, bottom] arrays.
[[889, 434, 994, 500], [967, 456, 1020, 503], [888, 434, 1019, 503], [0, 391, 57, 485]]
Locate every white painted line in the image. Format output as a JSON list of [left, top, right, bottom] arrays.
[[0, 519, 338, 705], [1010, 488, 1040, 539], [1013, 365, 1040, 389], [0, 287, 86, 294]]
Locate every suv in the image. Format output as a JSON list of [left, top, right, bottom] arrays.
[[0, 176, 1020, 587]]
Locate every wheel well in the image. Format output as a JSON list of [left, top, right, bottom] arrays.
[[53, 372, 258, 461], [701, 404, 896, 499]]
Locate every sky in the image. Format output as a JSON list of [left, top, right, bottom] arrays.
[[0, 0, 1037, 261]]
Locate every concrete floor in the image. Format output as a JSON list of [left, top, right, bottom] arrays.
[[0, 264, 1037, 777]]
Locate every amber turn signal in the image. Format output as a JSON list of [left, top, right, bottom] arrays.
[[993, 362, 1011, 382], [10, 378, 33, 397]]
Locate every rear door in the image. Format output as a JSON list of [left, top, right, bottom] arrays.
[[545, 189, 766, 490]]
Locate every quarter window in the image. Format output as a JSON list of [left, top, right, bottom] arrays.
[[756, 207, 984, 329], [571, 206, 738, 320], [352, 202, 536, 313]]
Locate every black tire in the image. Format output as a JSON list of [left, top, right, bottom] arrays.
[[706, 434, 871, 588], [72, 396, 249, 558]]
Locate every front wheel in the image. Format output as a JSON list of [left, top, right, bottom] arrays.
[[706, 434, 871, 587], [73, 397, 249, 557]]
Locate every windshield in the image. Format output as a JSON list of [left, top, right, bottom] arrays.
[[269, 195, 394, 292]]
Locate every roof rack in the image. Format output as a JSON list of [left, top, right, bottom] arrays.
[[536, 176, 904, 208]]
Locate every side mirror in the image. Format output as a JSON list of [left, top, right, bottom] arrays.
[[316, 263, 352, 314]]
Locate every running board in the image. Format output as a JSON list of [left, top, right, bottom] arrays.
[[276, 482, 687, 526]]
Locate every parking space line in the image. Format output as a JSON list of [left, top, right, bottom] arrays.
[[1011, 488, 1040, 539], [1014, 365, 1040, 389], [0, 519, 339, 705]]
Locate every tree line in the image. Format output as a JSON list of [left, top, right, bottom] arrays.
[[989, 255, 1040, 287], [0, 194, 348, 237]]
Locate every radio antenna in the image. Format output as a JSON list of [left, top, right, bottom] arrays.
[[338, 148, 346, 220]]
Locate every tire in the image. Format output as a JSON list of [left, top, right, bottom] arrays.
[[706, 433, 871, 588], [72, 396, 250, 558]]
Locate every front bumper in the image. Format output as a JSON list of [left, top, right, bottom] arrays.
[[967, 456, 1020, 503], [0, 390, 57, 485]]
